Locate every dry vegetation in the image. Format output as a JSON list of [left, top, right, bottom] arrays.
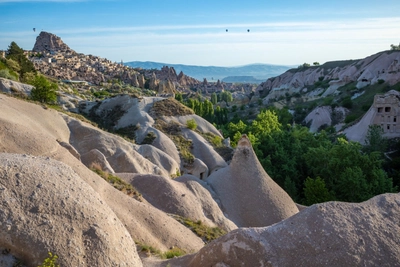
[[90, 162, 142, 201], [170, 214, 227, 243], [154, 119, 195, 164], [150, 98, 194, 117], [135, 241, 186, 259]]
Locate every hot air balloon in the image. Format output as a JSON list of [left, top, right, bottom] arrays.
[[33, 28, 36, 32]]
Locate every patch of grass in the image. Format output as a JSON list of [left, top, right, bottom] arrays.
[[171, 215, 227, 243], [150, 98, 194, 117], [136, 242, 161, 256], [135, 242, 185, 259], [90, 163, 142, 201], [154, 120, 195, 164], [344, 114, 359, 124], [171, 135, 194, 164], [162, 247, 185, 259]]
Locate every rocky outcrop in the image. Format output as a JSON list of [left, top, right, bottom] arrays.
[[0, 94, 206, 262], [142, 66, 199, 92], [257, 51, 400, 101], [305, 106, 348, 133], [32, 31, 73, 53], [206, 135, 299, 227], [157, 193, 400, 267], [0, 78, 33, 97], [118, 173, 237, 232], [0, 153, 142, 267]]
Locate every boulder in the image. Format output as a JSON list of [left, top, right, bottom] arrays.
[[0, 153, 142, 267]]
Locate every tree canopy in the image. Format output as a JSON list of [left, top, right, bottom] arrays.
[[5, 41, 36, 80], [29, 75, 58, 104]]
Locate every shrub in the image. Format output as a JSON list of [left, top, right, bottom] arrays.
[[345, 114, 358, 123], [377, 79, 385, 84], [341, 96, 353, 109], [186, 119, 197, 130], [0, 69, 18, 80], [38, 252, 59, 267], [211, 135, 222, 147], [30, 75, 57, 104], [141, 131, 156, 144]]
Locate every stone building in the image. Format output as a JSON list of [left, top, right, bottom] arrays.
[[372, 90, 400, 134]]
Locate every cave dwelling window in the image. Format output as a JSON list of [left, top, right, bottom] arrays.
[[378, 107, 383, 113], [385, 107, 391, 112]]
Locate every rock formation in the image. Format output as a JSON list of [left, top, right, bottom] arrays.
[[0, 94, 206, 266], [0, 153, 142, 267], [118, 173, 237, 232], [155, 193, 400, 267], [305, 106, 348, 133], [206, 135, 299, 227], [0, 78, 33, 97], [257, 51, 400, 101], [32, 31, 73, 53]]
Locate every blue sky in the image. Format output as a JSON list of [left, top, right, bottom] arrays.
[[1, 0, 400, 66]]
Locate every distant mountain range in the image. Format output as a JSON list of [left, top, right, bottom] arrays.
[[124, 61, 292, 83]]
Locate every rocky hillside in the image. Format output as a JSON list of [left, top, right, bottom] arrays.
[[257, 50, 400, 100], [30, 32, 198, 93], [0, 91, 399, 266], [256, 50, 400, 142]]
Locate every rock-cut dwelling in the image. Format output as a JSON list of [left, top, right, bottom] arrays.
[[372, 90, 400, 136]]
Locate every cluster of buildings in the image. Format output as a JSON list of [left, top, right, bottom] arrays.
[[28, 50, 138, 86]]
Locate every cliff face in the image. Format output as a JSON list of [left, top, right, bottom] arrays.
[[32, 31, 73, 53], [141, 66, 200, 93], [257, 51, 400, 100]]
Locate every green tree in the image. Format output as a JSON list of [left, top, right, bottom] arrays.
[[6, 41, 36, 79], [303, 177, 333, 205], [250, 109, 281, 137], [175, 93, 183, 103], [390, 43, 400, 50], [221, 91, 233, 103], [341, 96, 353, 109], [304, 137, 395, 202], [30, 75, 58, 103], [363, 125, 387, 154], [211, 92, 217, 105]]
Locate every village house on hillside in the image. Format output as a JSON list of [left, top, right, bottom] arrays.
[[372, 90, 400, 135]]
